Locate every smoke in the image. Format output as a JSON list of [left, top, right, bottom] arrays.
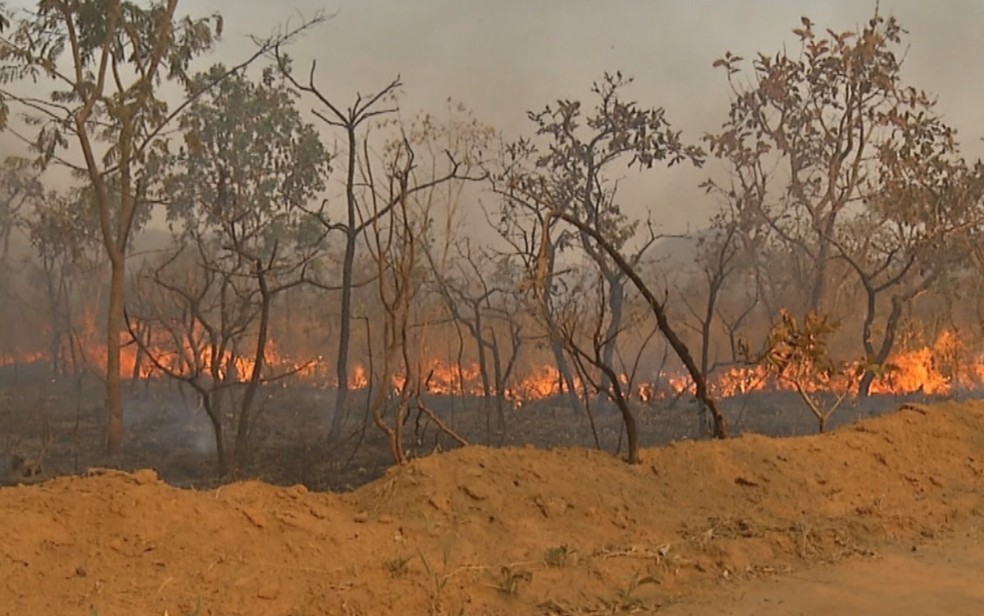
[[124, 388, 217, 458]]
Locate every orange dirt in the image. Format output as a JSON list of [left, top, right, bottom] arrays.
[[2, 400, 983, 615]]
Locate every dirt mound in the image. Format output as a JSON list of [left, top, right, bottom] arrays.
[[2, 401, 983, 615]]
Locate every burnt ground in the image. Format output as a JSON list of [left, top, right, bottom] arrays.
[[0, 361, 949, 491]]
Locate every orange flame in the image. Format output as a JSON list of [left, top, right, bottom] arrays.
[[8, 318, 984, 404]]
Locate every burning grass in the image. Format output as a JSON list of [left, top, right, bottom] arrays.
[[9, 324, 984, 404]]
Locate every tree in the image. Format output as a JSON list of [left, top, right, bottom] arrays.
[[0, 0, 318, 453], [495, 73, 726, 462], [708, 12, 978, 395], [424, 239, 526, 440], [0, 158, 44, 369], [274, 51, 490, 442], [0, 157, 40, 261], [24, 188, 103, 377], [273, 48, 400, 441], [361, 130, 480, 464], [840, 146, 982, 396], [129, 65, 329, 475], [678, 208, 761, 431], [764, 310, 860, 433]]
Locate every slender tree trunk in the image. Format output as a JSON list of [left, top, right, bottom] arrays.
[[488, 329, 507, 435], [600, 275, 624, 407], [330, 124, 360, 442], [235, 264, 271, 466], [204, 397, 227, 477], [859, 295, 905, 398], [550, 340, 580, 412], [106, 256, 126, 453], [558, 211, 728, 438], [698, 277, 722, 434], [808, 213, 838, 316], [331, 228, 356, 440]]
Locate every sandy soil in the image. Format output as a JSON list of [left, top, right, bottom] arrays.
[[662, 530, 984, 615], [1, 400, 983, 615]]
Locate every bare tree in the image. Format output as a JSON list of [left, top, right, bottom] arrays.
[[274, 52, 492, 443], [273, 51, 400, 441], [361, 133, 480, 464], [678, 209, 760, 431], [424, 238, 527, 440]]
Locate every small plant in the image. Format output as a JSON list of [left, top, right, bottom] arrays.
[[543, 544, 573, 567], [601, 572, 660, 611], [495, 565, 533, 596], [764, 310, 865, 433], [385, 554, 413, 578], [417, 546, 453, 615]]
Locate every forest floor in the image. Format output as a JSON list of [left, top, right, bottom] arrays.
[[1, 387, 984, 614]]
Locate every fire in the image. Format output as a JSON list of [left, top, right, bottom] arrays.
[[869, 330, 984, 396], [8, 316, 984, 404], [0, 351, 45, 366], [506, 365, 573, 402], [350, 364, 369, 389]]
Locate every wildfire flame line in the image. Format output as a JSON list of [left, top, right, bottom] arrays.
[[6, 326, 980, 402]]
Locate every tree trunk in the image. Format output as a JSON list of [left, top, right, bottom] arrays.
[[550, 340, 581, 412], [105, 256, 126, 454], [235, 264, 271, 467], [330, 228, 356, 441], [330, 124, 360, 442], [599, 275, 624, 412], [859, 295, 905, 398], [205, 397, 227, 477], [698, 276, 722, 435], [558, 210, 729, 438]]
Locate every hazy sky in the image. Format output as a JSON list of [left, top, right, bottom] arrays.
[[201, 0, 984, 231], [5, 0, 984, 232]]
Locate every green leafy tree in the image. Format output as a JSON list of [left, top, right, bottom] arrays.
[[0, 0, 221, 452], [0, 0, 319, 452], [131, 66, 329, 475]]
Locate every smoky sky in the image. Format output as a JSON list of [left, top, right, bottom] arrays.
[[4, 0, 983, 232]]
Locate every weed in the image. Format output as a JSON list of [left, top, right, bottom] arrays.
[[495, 565, 533, 596], [543, 544, 573, 567], [601, 572, 660, 611], [417, 547, 452, 615], [384, 554, 413, 578]]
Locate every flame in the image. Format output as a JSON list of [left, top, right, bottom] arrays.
[[7, 316, 984, 404]]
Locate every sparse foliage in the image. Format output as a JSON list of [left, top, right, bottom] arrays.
[[495, 72, 726, 461], [764, 310, 862, 433], [707, 10, 980, 397]]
